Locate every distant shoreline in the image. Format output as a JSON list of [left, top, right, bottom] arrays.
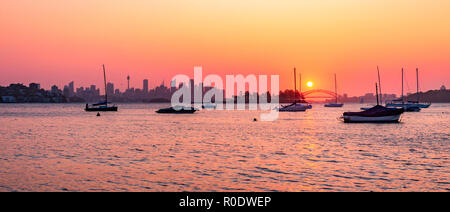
[[2, 83, 449, 103], [2, 102, 450, 104]]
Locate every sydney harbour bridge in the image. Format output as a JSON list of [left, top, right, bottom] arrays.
[[300, 89, 338, 100]]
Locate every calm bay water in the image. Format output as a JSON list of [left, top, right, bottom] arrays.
[[0, 103, 448, 191]]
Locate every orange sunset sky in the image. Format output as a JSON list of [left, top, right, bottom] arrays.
[[0, 0, 449, 96]]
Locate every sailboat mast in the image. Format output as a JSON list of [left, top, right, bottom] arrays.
[[401, 68, 404, 104], [377, 66, 382, 104], [299, 72, 302, 102], [416, 68, 419, 103], [103, 64, 107, 106], [334, 73, 338, 104], [375, 83, 379, 105], [294, 67, 297, 103]]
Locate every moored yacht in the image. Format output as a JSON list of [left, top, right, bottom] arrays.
[[341, 83, 404, 123], [278, 102, 310, 112], [278, 67, 312, 112], [342, 105, 404, 123], [385, 68, 421, 112], [386, 68, 430, 109], [85, 65, 118, 112], [324, 74, 343, 107]]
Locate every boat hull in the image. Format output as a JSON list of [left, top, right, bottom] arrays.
[[417, 104, 430, 108], [386, 103, 430, 109], [156, 110, 196, 114], [324, 103, 343, 107], [85, 106, 118, 112], [278, 103, 309, 112], [405, 106, 421, 112], [343, 114, 401, 123], [385, 104, 421, 112], [343, 105, 404, 123], [156, 107, 197, 114], [278, 108, 307, 112]]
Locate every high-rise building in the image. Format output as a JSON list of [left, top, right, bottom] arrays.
[[143, 79, 149, 93], [90, 85, 96, 92], [76, 87, 84, 94], [63, 86, 70, 97], [68, 81, 74, 96], [106, 82, 114, 96]]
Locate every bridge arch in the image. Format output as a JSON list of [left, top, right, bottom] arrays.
[[301, 89, 337, 99]]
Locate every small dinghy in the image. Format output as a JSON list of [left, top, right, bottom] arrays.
[[156, 106, 197, 114]]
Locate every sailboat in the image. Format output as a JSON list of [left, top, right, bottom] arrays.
[[385, 68, 420, 112], [85, 64, 118, 112], [324, 73, 343, 107], [341, 83, 404, 123], [407, 68, 431, 108], [278, 67, 311, 112], [360, 66, 383, 110]]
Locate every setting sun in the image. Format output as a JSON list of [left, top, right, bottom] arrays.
[[307, 81, 313, 88]]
